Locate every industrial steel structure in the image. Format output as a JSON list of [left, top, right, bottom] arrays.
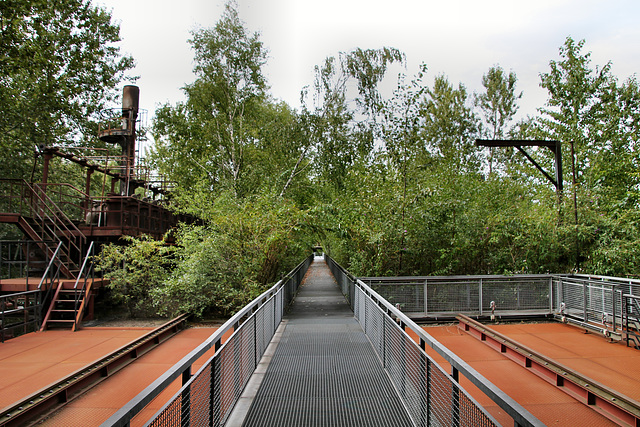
[[0, 86, 195, 338]]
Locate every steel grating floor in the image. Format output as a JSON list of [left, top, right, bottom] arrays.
[[241, 258, 414, 427]]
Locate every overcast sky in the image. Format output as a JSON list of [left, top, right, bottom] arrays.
[[95, 0, 640, 125]]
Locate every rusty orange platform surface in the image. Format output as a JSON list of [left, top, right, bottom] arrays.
[[491, 322, 640, 403], [39, 326, 228, 427], [0, 327, 154, 409], [408, 322, 640, 426]]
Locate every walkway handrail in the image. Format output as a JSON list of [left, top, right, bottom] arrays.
[[325, 254, 544, 427], [101, 254, 313, 427]]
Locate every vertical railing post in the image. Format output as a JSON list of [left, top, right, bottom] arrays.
[[419, 339, 427, 427], [254, 315, 258, 368], [583, 282, 588, 323], [181, 366, 192, 427], [451, 366, 460, 427], [426, 357, 431, 426], [424, 279, 428, 317], [479, 278, 483, 316], [549, 277, 554, 314], [451, 367, 460, 427], [210, 356, 219, 427]]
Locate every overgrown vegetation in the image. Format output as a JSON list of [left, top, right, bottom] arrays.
[[7, 1, 640, 318]]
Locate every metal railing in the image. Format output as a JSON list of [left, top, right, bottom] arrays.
[[72, 241, 97, 331], [0, 242, 63, 342], [326, 254, 544, 427], [361, 272, 640, 339], [622, 294, 640, 348], [362, 275, 554, 318], [0, 179, 85, 276], [0, 240, 56, 284], [553, 275, 640, 338], [102, 254, 313, 427]]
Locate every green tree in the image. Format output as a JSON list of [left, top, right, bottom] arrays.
[[0, 0, 135, 180], [419, 75, 480, 174], [152, 194, 311, 317], [475, 65, 522, 173], [152, 0, 269, 200], [524, 37, 640, 274], [476, 66, 522, 139], [301, 47, 404, 189]]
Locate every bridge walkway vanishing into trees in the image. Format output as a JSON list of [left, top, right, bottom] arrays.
[[3, 256, 640, 426]]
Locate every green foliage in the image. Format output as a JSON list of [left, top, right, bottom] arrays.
[[151, 2, 313, 205], [95, 236, 175, 317], [102, 24, 640, 319], [151, 194, 311, 318]]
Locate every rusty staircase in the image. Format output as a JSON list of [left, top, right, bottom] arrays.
[[1, 179, 94, 331], [40, 242, 96, 331]]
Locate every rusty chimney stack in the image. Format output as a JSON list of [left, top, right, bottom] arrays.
[[122, 85, 140, 113], [121, 85, 139, 196]]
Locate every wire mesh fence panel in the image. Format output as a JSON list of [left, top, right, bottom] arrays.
[[146, 395, 181, 427], [186, 364, 212, 426], [428, 364, 456, 427], [481, 278, 550, 312], [384, 316, 425, 426], [364, 295, 384, 355], [371, 282, 425, 313], [561, 280, 586, 320], [256, 299, 274, 365], [427, 281, 480, 314], [458, 391, 497, 427]]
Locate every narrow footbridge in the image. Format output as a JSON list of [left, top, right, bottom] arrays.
[[103, 256, 541, 427]]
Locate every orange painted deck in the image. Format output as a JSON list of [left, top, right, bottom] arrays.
[[408, 322, 640, 426], [0, 327, 154, 409], [0, 325, 229, 427], [38, 326, 227, 427]]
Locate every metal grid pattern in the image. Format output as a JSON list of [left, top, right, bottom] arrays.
[[358, 289, 497, 427], [241, 258, 415, 427], [242, 322, 414, 427], [427, 280, 480, 314], [325, 255, 541, 426]]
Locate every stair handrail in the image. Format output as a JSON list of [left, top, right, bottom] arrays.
[[36, 241, 63, 330], [27, 180, 86, 247], [19, 179, 86, 277], [13, 180, 84, 256], [72, 241, 96, 330], [73, 241, 95, 291]]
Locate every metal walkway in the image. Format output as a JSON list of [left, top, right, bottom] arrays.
[[241, 258, 414, 427]]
